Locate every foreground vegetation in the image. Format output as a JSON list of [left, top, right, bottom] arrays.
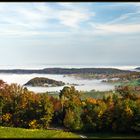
[[1, 79, 140, 138], [1, 127, 140, 139], [0, 126, 79, 138], [85, 132, 140, 139]]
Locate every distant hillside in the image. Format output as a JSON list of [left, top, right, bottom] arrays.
[[136, 67, 140, 70], [0, 68, 132, 74], [24, 77, 65, 87]]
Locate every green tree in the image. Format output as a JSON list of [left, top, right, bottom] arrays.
[[39, 94, 54, 129], [60, 86, 83, 131]]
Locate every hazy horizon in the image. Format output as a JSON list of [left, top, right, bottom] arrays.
[[0, 2, 140, 67]]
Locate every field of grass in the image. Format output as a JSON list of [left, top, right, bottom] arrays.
[[1, 126, 140, 139], [0, 126, 80, 138]]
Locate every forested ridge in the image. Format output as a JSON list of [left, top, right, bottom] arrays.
[[0, 68, 132, 74], [136, 67, 140, 70], [24, 77, 65, 87]]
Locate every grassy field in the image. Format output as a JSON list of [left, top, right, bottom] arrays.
[[0, 126, 80, 138], [1, 126, 140, 139]]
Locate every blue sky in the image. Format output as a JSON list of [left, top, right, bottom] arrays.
[[0, 2, 140, 68]]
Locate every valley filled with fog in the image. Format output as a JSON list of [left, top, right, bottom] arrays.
[[0, 73, 115, 93]]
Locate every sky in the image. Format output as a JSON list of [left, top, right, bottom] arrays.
[[0, 2, 140, 68]]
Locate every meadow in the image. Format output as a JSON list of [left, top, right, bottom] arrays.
[[0, 126, 80, 138], [1, 127, 140, 139]]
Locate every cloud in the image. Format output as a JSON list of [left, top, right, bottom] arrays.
[[107, 10, 140, 24], [58, 10, 92, 28], [128, 2, 140, 7], [58, 2, 76, 8], [0, 2, 139, 38], [0, 2, 95, 36], [0, 2, 140, 67], [90, 24, 140, 35], [89, 4, 140, 35], [56, 3, 95, 28]]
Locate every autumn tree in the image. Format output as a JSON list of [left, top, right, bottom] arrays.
[[60, 86, 83, 131]]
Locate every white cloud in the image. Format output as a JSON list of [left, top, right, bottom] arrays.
[[0, 2, 95, 36], [57, 2, 94, 28], [0, 2, 139, 38], [107, 10, 140, 24], [128, 2, 140, 7], [58, 2, 75, 8], [89, 6, 140, 35], [58, 10, 91, 28], [95, 24, 140, 34]]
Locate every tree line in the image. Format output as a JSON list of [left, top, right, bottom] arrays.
[[0, 80, 140, 133]]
